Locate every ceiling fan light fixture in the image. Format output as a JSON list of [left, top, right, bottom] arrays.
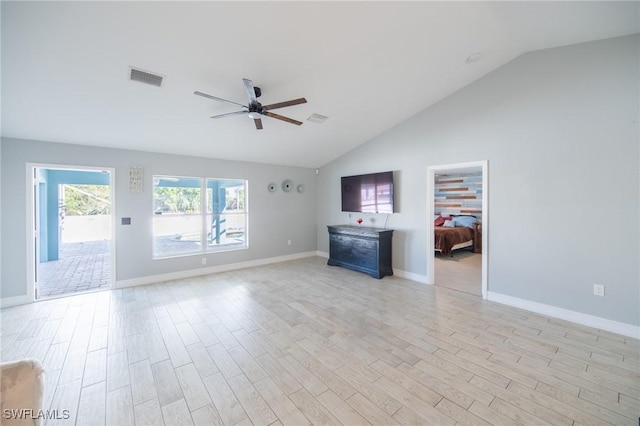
[[247, 111, 261, 119]]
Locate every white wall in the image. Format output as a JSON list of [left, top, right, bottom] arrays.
[[1, 138, 317, 299], [317, 35, 640, 326]]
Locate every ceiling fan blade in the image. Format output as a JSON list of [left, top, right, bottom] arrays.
[[242, 78, 258, 104], [254, 118, 263, 130], [263, 111, 303, 126], [210, 110, 247, 119], [194, 91, 247, 108], [263, 98, 307, 111]]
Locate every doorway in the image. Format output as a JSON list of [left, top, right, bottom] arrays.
[[427, 161, 488, 298], [28, 164, 115, 300]]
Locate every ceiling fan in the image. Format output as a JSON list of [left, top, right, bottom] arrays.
[[194, 78, 307, 130]]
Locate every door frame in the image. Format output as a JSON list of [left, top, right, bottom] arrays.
[[26, 163, 117, 302], [426, 160, 488, 298]]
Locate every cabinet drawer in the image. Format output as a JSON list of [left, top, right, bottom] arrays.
[[330, 235, 377, 268]]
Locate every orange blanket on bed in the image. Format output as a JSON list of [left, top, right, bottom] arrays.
[[435, 227, 473, 256]]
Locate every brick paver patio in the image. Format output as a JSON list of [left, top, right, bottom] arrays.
[[37, 240, 111, 298]]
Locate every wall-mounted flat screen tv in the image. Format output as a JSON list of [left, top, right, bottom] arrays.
[[341, 171, 394, 214]]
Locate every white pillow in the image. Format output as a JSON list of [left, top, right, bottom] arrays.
[[443, 220, 455, 228]]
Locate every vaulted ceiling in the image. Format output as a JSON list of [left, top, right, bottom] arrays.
[[2, 2, 638, 168]]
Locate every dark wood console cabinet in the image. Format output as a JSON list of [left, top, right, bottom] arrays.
[[327, 225, 393, 279]]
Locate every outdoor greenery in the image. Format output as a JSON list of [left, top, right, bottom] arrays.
[[227, 186, 246, 210], [63, 185, 111, 215], [154, 187, 202, 213], [213, 185, 246, 211]]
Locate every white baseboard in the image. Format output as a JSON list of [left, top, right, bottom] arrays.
[[317, 251, 429, 284], [394, 269, 430, 284], [0, 294, 32, 308], [487, 291, 640, 339], [116, 251, 319, 289]]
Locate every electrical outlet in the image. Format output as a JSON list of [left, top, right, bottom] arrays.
[[287, 240, 292, 246], [202, 258, 207, 265], [594, 284, 605, 296]]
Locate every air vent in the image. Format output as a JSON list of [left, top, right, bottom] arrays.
[[130, 67, 163, 87], [307, 113, 328, 124]]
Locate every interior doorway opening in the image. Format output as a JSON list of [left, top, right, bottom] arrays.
[[427, 161, 488, 298], [29, 165, 115, 300]]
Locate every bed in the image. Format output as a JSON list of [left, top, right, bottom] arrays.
[[434, 215, 479, 256], [435, 226, 474, 256]]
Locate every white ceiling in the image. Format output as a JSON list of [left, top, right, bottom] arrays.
[[2, 2, 638, 168]]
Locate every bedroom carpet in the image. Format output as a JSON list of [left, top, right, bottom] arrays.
[[435, 250, 482, 296], [1, 256, 637, 425]]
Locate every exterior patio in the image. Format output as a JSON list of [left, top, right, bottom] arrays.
[[37, 240, 111, 298]]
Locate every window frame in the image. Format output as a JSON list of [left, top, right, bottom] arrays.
[[152, 175, 248, 259]]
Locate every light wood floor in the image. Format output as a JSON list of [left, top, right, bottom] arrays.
[[1, 257, 638, 425], [435, 250, 481, 296]]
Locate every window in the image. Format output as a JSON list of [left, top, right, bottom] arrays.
[[153, 176, 247, 258], [206, 178, 247, 250]]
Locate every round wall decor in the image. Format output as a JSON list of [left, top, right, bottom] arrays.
[[281, 179, 294, 192], [267, 183, 277, 193]]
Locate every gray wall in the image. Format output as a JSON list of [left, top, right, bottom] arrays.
[[0, 138, 2, 295], [1, 138, 317, 298], [317, 35, 639, 326]]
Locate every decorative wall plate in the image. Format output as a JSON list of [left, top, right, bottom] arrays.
[[281, 179, 294, 192], [297, 184, 305, 193], [267, 182, 277, 193]]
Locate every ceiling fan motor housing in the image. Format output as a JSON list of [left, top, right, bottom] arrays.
[[248, 102, 263, 113]]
